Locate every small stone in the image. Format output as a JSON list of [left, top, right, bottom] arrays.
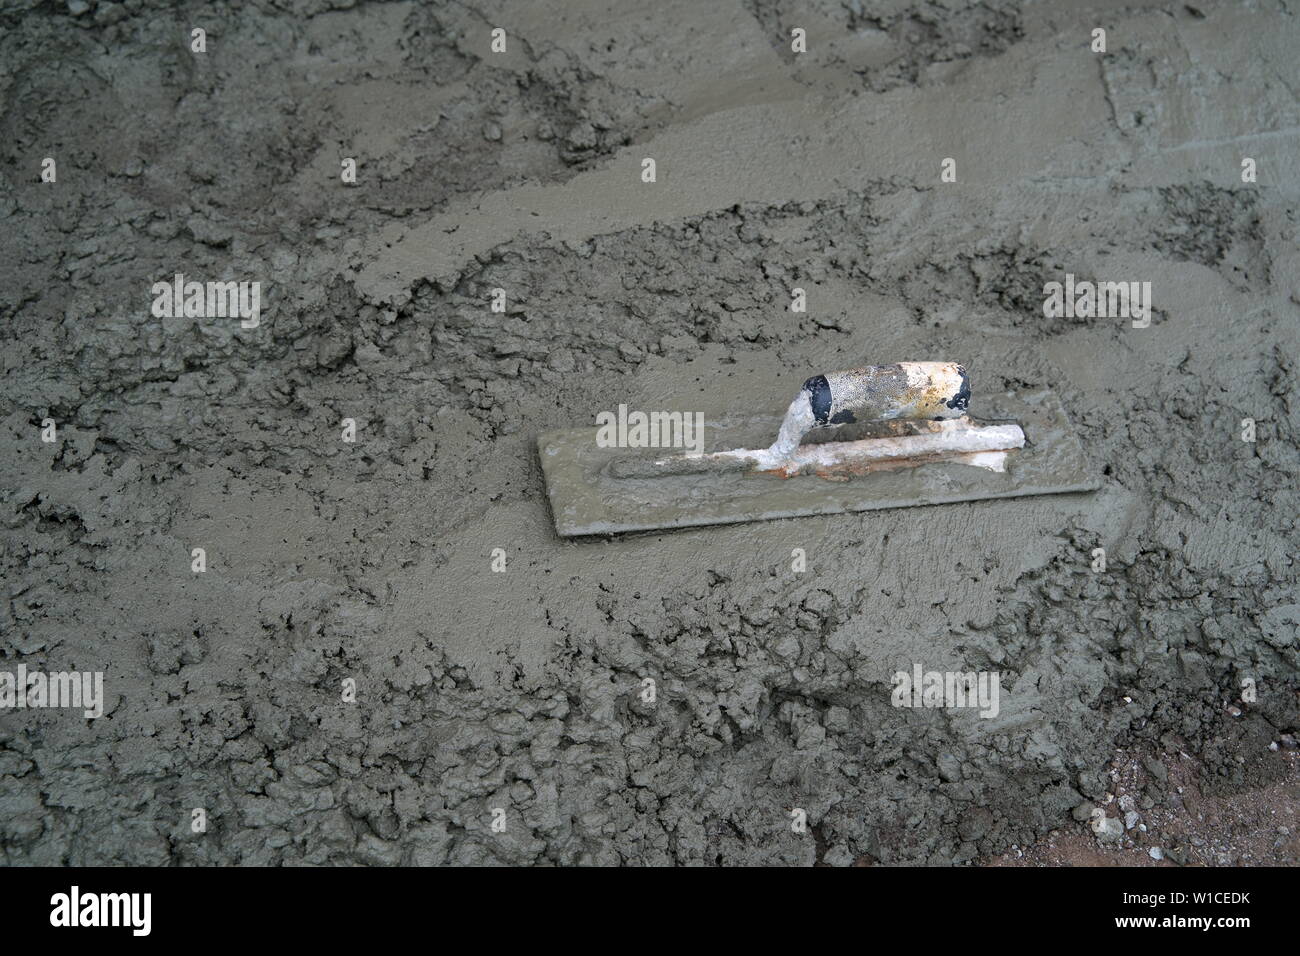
[[1149, 847, 1164, 861], [67, 0, 90, 14], [1118, 794, 1136, 813], [1227, 704, 1242, 717], [823, 844, 854, 867], [565, 121, 597, 150], [483, 122, 502, 142], [958, 808, 993, 842], [1143, 757, 1168, 782], [1124, 810, 1140, 830], [795, 723, 825, 749], [1071, 802, 1095, 823], [937, 752, 962, 783], [94, 1, 126, 25], [546, 349, 575, 373], [1090, 809, 1124, 844]]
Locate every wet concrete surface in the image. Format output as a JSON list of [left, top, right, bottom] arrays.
[[0, 0, 1296, 864]]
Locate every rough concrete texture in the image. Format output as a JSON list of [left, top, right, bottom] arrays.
[[1, 0, 1297, 865]]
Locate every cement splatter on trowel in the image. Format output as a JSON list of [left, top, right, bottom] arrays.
[[539, 363, 1100, 535]]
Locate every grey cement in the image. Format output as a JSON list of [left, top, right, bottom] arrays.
[[0, 0, 1297, 865]]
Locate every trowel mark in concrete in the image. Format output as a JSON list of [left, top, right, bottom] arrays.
[[1153, 184, 1267, 291], [745, 0, 1025, 89]]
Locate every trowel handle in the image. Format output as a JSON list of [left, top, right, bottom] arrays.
[[807, 362, 970, 427], [768, 362, 970, 458]]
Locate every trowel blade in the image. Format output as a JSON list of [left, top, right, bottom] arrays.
[[537, 387, 1099, 537]]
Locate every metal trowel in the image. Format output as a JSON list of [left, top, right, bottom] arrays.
[[538, 362, 1099, 537]]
